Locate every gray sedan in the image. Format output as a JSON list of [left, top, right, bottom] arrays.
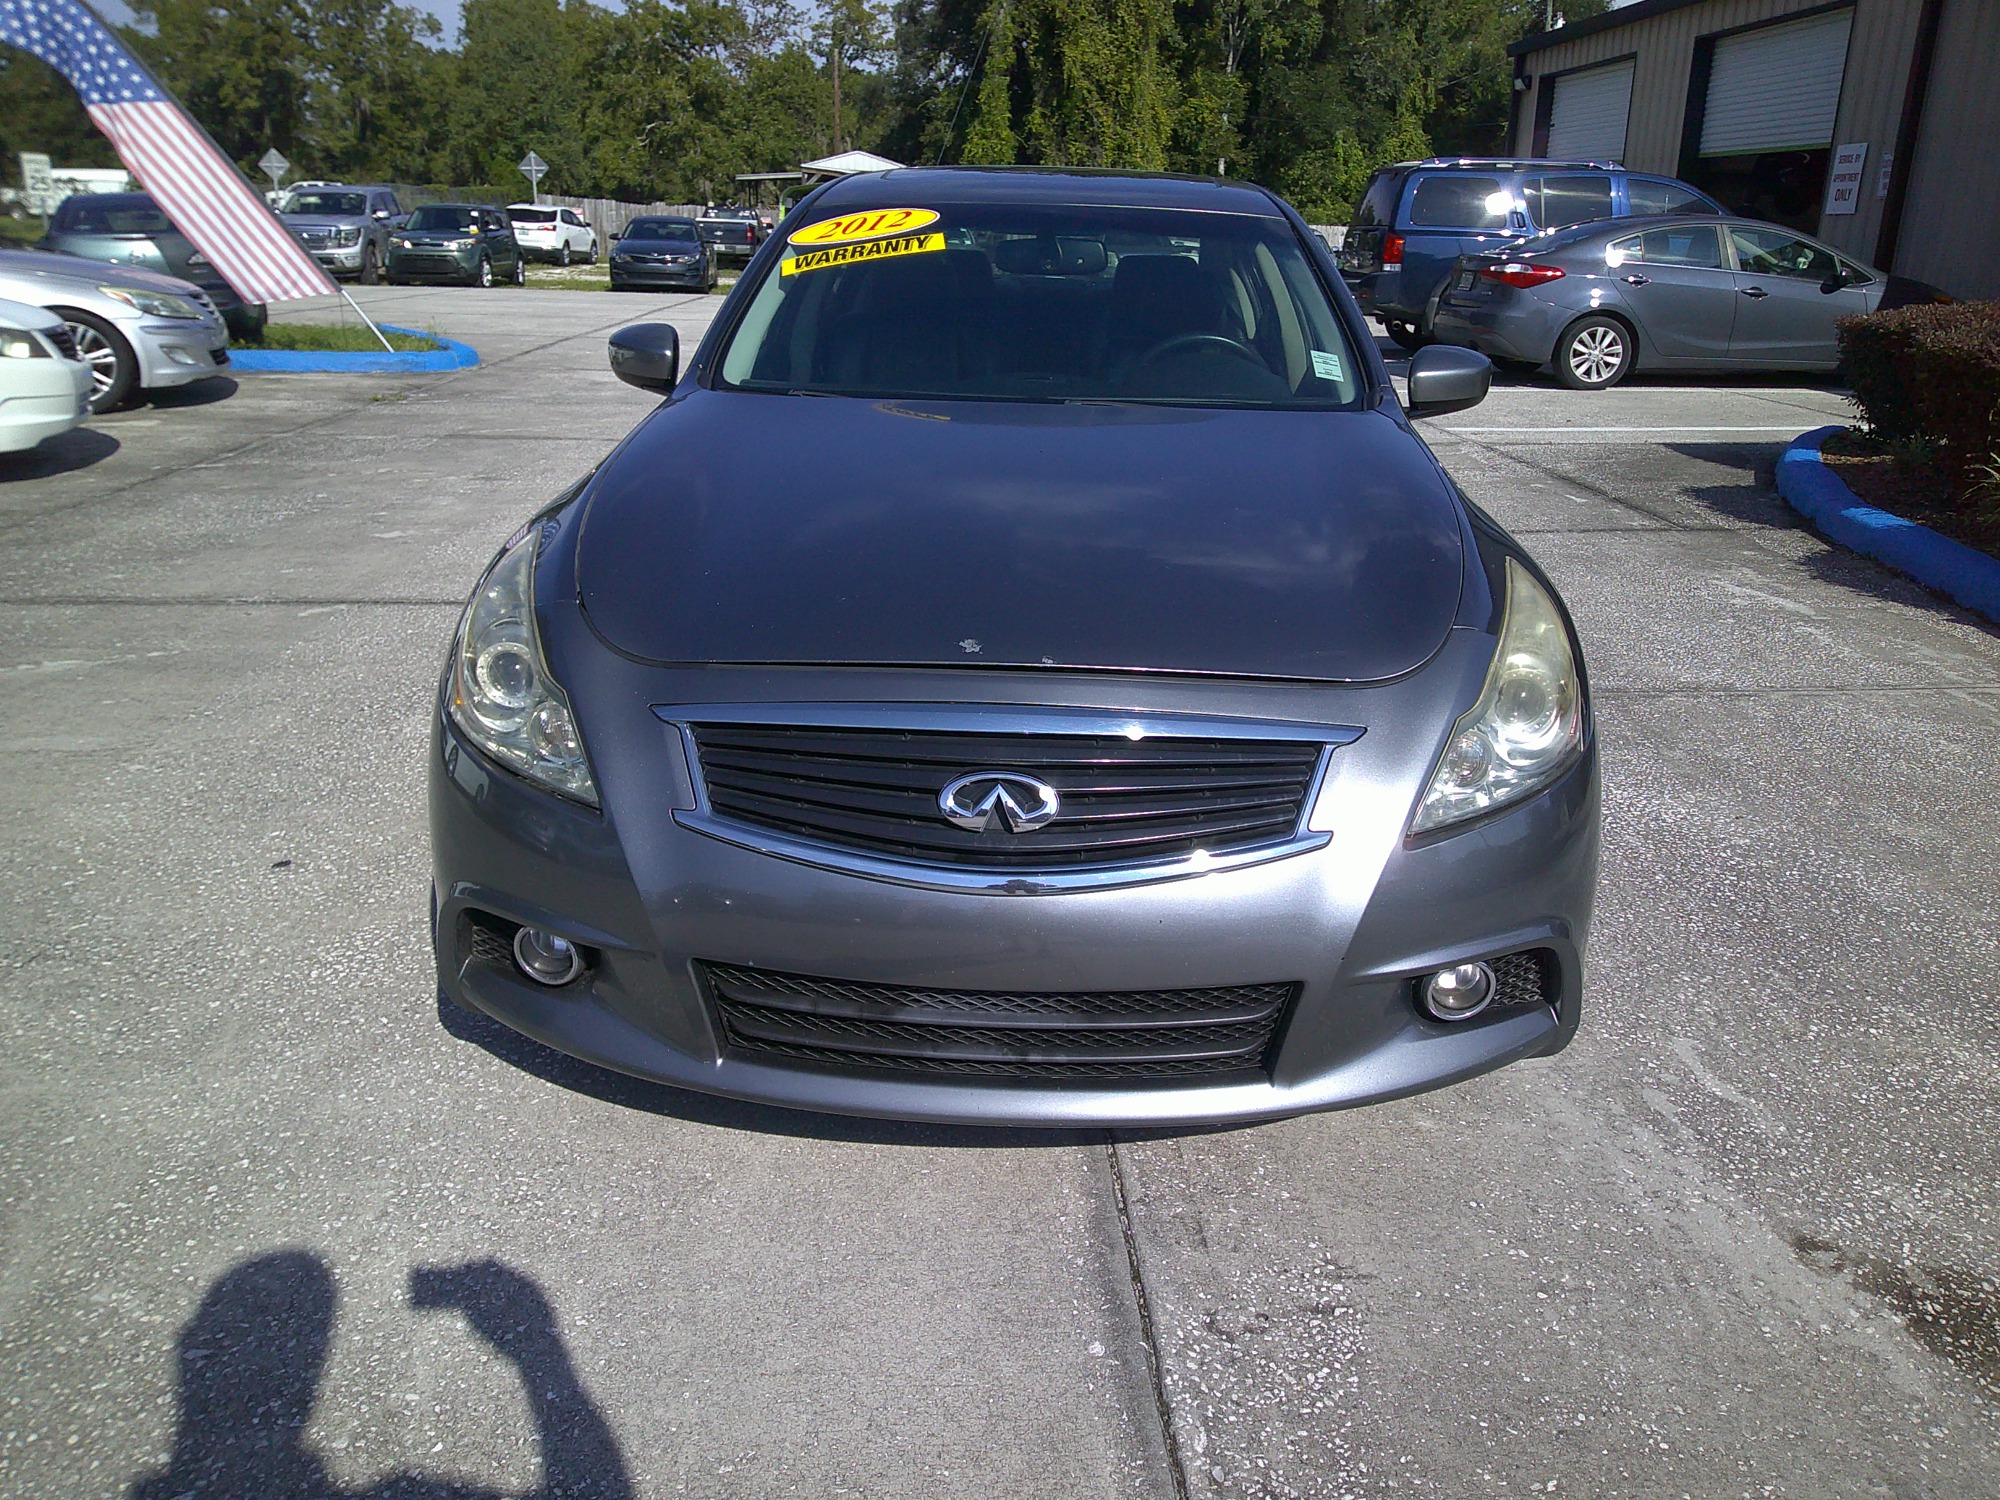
[[0, 249, 230, 412], [1430, 215, 1893, 389]]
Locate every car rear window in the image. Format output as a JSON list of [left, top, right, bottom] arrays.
[[1525, 175, 1613, 230], [407, 205, 480, 231], [509, 207, 557, 223], [717, 202, 1362, 410], [626, 219, 699, 241], [1406, 176, 1509, 230], [1351, 171, 1404, 228], [1626, 178, 1717, 216]]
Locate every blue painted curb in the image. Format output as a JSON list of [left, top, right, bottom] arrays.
[[229, 324, 478, 374], [1776, 425, 2000, 626]]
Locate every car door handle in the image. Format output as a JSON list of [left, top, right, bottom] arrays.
[[1739, 286, 1768, 299], [1621, 274, 1650, 286]]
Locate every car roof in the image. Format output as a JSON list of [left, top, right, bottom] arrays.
[[508, 202, 561, 210], [1382, 158, 1627, 174], [805, 166, 1286, 218], [54, 191, 157, 208]]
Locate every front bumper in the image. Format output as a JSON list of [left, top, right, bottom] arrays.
[[307, 244, 367, 276], [387, 249, 479, 283], [429, 644, 1599, 1127], [131, 318, 230, 389], [609, 261, 707, 288]]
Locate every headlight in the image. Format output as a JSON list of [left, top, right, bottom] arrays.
[[0, 330, 49, 359], [100, 286, 201, 320], [447, 238, 478, 250], [337, 226, 362, 245], [1411, 558, 1583, 834], [395, 237, 413, 249], [447, 522, 598, 805]]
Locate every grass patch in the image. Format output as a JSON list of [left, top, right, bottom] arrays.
[[0, 216, 47, 245], [240, 322, 444, 353]]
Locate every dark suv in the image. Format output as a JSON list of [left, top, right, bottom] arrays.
[[1340, 159, 1722, 349]]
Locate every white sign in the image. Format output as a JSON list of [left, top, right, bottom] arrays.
[[518, 150, 547, 204], [1824, 142, 1867, 217], [18, 152, 52, 217], [258, 149, 290, 189]]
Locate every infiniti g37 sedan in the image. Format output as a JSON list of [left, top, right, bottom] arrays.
[[429, 167, 1601, 1126]]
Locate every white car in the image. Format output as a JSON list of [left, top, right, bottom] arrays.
[[507, 204, 597, 265], [0, 249, 229, 412], [0, 296, 92, 452]]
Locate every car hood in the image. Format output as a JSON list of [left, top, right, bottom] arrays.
[[0, 247, 205, 299], [575, 390, 1465, 683]]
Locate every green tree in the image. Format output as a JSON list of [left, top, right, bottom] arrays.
[[306, 0, 448, 181], [0, 50, 119, 172], [131, 0, 313, 170]]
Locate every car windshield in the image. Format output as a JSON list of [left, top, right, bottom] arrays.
[[717, 202, 1363, 408], [510, 208, 556, 223], [407, 206, 480, 232], [287, 191, 368, 216], [51, 197, 174, 236], [626, 219, 698, 242]]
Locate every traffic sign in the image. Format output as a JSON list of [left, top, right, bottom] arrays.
[[518, 151, 547, 204], [258, 149, 289, 191]]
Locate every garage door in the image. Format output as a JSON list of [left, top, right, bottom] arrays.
[[1546, 60, 1635, 162], [1700, 8, 1853, 156]]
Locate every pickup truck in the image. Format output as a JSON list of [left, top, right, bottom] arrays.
[[696, 208, 764, 263]]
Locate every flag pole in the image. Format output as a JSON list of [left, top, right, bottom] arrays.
[[74, 0, 397, 355]]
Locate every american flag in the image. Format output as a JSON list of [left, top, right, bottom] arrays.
[[1, 0, 337, 303]]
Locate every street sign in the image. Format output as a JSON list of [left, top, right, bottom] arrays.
[[258, 149, 289, 188], [18, 152, 52, 217], [518, 151, 547, 205]]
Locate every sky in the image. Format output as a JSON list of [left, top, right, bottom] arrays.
[[93, 0, 478, 44]]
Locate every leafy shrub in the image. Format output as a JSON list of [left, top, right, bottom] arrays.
[[1838, 301, 2000, 490]]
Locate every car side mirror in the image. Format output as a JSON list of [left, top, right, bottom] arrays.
[[609, 324, 680, 393], [1405, 345, 1492, 419], [1821, 269, 1855, 293], [373, 209, 389, 219]]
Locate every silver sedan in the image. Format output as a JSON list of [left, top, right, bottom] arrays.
[[1430, 215, 1909, 390], [0, 249, 230, 412]]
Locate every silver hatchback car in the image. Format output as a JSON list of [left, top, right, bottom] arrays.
[[1430, 214, 1901, 389], [0, 249, 229, 412]]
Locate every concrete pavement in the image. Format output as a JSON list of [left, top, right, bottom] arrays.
[[0, 290, 1994, 1497]]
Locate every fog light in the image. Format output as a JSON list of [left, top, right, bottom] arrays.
[[512, 926, 584, 986], [164, 345, 199, 365], [1420, 961, 1495, 1021]]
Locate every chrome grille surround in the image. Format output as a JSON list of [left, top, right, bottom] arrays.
[[659, 704, 1362, 894]]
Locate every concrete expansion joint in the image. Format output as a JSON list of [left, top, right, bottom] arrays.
[[1106, 1142, 1193, 1500]]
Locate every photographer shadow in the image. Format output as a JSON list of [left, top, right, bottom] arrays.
[[128, 1250, 630, 1500]]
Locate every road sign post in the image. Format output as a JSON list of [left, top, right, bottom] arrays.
[[258, 148, 290, 197], [518, 151, 547, 206]]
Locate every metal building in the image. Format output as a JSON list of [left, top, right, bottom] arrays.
[[1508, 0, 2000, 297]]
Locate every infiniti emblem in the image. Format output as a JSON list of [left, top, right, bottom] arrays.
[[938, 772, 1061, 833]]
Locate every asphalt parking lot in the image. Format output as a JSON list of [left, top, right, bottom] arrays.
[[3, 287, 1996, 1497]]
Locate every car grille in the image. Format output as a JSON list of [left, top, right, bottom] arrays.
[[687, 723, 1325, 871], [701, 962, 1297, 1082], [1489, 949, 1560, 1009], [45, 324, 79, 362]]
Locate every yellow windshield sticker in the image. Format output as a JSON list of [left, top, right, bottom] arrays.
[[789, 208, 941, 248], [782, 231, 946, 277]]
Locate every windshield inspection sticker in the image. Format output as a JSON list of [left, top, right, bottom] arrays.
[[1311, 349, 1345, 382], [789, 208, 941, 247], [782, 231, 946, 277]]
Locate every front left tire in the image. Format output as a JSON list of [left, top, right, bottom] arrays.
[[474, 255, 493, 289], [359, 244, 380, 285], [58, 309, 138, 413]]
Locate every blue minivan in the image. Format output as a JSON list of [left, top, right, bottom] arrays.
[[1340, 159, 1723, 349]]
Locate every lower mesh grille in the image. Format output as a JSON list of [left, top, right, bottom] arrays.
[[460, 910, 516, 970], [1490, 949, 1560, 1009], [701, 961, 1296, 1084]]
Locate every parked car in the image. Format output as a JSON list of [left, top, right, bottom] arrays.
[[508, 204, 598, 265], [1428, 214, 1940, 389], [0, 249, 230, 412], [41, 192, 266, 340], [608, 217, 715, 292], [385, 204, 524, 288], [696, 206, 764, 262], [0, 296, 92, 452], [279, 184, 409, 285], [1340, 158, 1723, 349], [429, 166, 1598, 1128]]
